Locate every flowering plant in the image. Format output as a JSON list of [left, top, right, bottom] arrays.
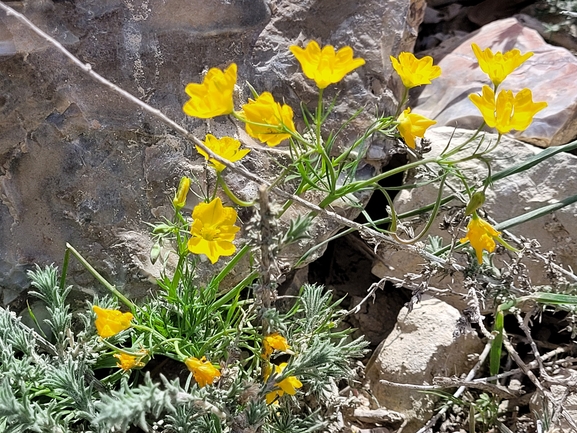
[[2, 4, 577, 431]]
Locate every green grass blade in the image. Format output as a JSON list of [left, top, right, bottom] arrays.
[[490, 310, 504, 377], [490, 139, 577, 182]]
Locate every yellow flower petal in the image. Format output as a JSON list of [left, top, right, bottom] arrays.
[[469, 85, 498, 129], [240, 92, 296, 147], [92, 305, 133, 338], [188, 197, 240, 263], [262, 333, 290, 358], [114, 351, 147, 371], [290, 41, 365, 89], [184, 356, 221, 388], [265, 362, 303, 405], [278, 374, 303, 396], [396, 108, 436, 149], [471, 43, 533, 87], [196, 134, 250, 172], [509, 89, 548, 132], [390, 52, 441, 89], [183, 64, 237, 118], [460, 215, 503, 264], [469, 85, 547, 135]]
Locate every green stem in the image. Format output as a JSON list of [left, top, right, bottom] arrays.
[[218, 175, 255, 207], [389, 173, 448, 244], [211, 270, 259, 311], [209, 243, 252, 291], [318, 156, 438, 208], [59, 246, 71, 292], [173, 340, 187, 360], [316, 88, 324, 147], [65, 243, 135, 312], [394, 87, 409, 117]]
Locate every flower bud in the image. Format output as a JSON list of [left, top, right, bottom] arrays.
[[465, 191, 486, 216], [173, 177, 191, 210]]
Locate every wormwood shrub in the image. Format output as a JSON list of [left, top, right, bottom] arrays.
[[1, 3, 577, 432]]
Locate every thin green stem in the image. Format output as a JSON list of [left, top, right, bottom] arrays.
[[389, 174, 448, 244], [173, 340, 187, 360], [318, 156, 439, 208], [218, 175, 255, 207], [394, 87, 409, 117], [59, 246, 71, 292], [209, 243, 253, 291], [65, 243, 135, 312]]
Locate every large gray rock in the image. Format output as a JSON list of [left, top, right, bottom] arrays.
[[0, 0, 426, 304], [365, 297, 483, 433]]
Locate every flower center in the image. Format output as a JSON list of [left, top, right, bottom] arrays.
[[200, 225, 220, 241]]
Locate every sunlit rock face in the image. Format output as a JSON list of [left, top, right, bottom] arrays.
[[0, 0, 424, 304]]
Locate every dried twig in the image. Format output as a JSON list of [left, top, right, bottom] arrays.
[[415, 340, 493, 433], [502, 334, 577, 430]]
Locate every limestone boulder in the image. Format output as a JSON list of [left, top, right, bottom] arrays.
[[365, 297, 483, 433], [414, 17, 577, 147], [0, 0, 426, 304]]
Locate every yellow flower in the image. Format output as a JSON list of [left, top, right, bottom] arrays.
[[460, 214, 503, 264], [265, 362, 303, 405], [92, 305, 133, 338], [240, 92, 296, 147], [172, 176, 191, 210], [396, 107, 437, 149], [289, 41, 365, 89], [262, 333, 290, 359], [114, 351, 147, 371], [471, 43, 533, 87], [197, 134, 250, 172], [184, 356, 221, 387], [390, 52, 441, 89], [188, 197, 240, 264], [469, 85, 547, 135], [183, 64, 237, 118]]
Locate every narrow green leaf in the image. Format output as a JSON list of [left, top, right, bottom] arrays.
[[490, 310, 504, 377]]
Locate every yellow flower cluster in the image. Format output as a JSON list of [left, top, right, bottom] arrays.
[[469, 44, 547, 135], [182, 64, 251, 172], [183, 40, 366, 153], [179, 41, 368, 264], [259, 333, 302, 404]]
